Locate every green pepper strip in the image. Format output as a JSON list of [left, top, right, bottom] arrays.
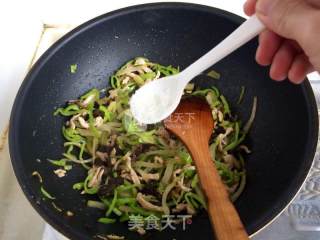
[[84, 174, 98, 194], [224, 122, 240, 151], [116, 198, 136, 205], [224, 132, 246, 152], [195, 185, 207, 209], [78, 141, 90, 170], [101, 198, 122, 216], [113, 208, 122, 216], [230, 172, 247, 202], [220, 95, 230, 116], [110, 75, 120, 88], [80, 88, 100, 101], [48, 159, 72, 170], [215, 161, 235, 185], [140, 72, 156, 80], [73, 182, 84, 190], [119, 213, 130, 222], [184, 193, 195, 208], [99, 105, 113, 122], [117, 184, 138, 192], [210, 136, 220, 161], [62, 153, 77, 161], [62, 126, 84, 142], [185, 192, 206, 209], [106, 190, 118, 216], [211, 86, 220, 96], [87, 104, 100, 138], [54, 104, 80, 116], [66, 145, 73, 154], [191, 175, 198, 188], [192, 89, 212, 97], [40, 186, 56, 200], [237, 86, 246, 104], [185, 193, 199, 208], [98, 217, 116, 224]]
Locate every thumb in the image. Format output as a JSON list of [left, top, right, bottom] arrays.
[[256, 0, 320, 70]]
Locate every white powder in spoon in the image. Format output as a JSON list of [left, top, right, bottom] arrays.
[[130, 85, 174, 124]]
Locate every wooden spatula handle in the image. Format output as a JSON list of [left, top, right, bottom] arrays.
[[164, 97, 248, 239], [187, 139, 249, 240]]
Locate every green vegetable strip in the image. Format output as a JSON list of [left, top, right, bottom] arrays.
[[73, 182, 84, 190], [80, 88, 100, 102], [87, 200, 106, 209], [51, 202, 63, 212], [40, 186, 56, 200], [70, 64, 77, 74], [62, 127, 84, 142], [112, 208, 123, 216], [110, 75, 120, 89], [224, 133, 246, 152], [119, 214, 130, 222], [106, 190, 118, 216], [87, 106, 100, 138], [54, 104, 80, 116], [98, 217, 116, 224], [191, 175, 198, 189], [32, 171, 56, 200], [84, 174, 98, 194], [206, 70, 221, 80], [224, 122, 240, 151], [209, 137, 220, 161], [185, 192, 206, 209], [50, 57, 252, 233], [220, 95, 230, 116], [237, 86, 246, 104], [231, 173, 246, 202], [116, 198, 136, 205], [99, 105, 113, 122], [195, 185, 207, 209], [48, 159, 72, 170], [78, 141, 90, 170]]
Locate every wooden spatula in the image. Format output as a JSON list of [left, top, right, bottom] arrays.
[[164, 97, 249, 240]]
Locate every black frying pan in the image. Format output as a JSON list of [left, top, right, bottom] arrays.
[[9, 3, 318, 240]]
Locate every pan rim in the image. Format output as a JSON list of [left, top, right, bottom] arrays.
[[9, 2, 319, 239]]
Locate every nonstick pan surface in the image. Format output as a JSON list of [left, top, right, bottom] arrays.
[[9, 3, 318, 240]]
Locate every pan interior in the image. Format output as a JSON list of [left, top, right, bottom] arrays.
[[9, 3, 318, 240]]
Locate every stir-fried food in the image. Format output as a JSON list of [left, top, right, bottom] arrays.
[[51, 57, 255, 234]]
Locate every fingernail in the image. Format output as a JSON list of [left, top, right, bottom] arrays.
[[256, 0, 273, 16], [288, 70, 305, 84]]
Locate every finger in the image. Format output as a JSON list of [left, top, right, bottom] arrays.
[[244, 0, 257, 16], [270, 41, 297, 81], [255, 0, 316, 46], [307, 0, 320, 8], [255, 0, 320, 73], [256, 30, 282, 66], [288, 54, 314, 84]]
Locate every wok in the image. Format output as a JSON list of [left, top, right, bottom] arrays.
[[9, 3, 318, 240]]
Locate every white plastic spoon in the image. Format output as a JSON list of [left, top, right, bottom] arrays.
[[130, 15, 264, 124]]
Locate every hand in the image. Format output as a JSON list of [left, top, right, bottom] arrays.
[[244, 0, 320, 83]]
